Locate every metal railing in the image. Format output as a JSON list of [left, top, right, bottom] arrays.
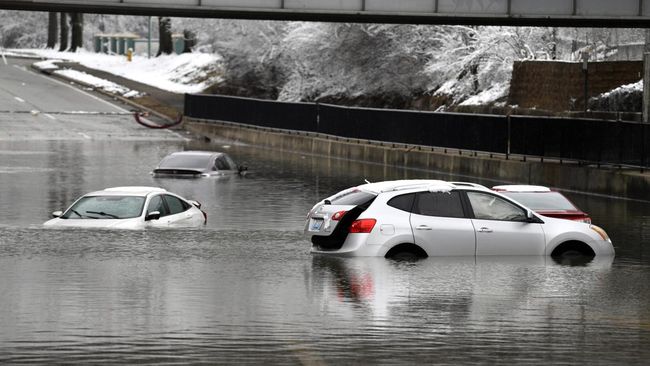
[[185, 93, 650, 169]]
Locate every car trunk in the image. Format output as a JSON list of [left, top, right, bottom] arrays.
[[306, 190, 376, 250], [538, 210, 591, 223]]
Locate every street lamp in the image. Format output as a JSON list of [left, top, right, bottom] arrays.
[[582, 51, 589, 113]]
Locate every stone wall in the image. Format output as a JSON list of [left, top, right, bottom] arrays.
[[508, 60, 643, 112]]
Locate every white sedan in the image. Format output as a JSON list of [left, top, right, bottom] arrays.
[[44, 186, 207, 229], [305, 180, 615, 260]]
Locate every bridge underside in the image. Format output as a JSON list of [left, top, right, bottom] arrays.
[[2, 1, 650, 27]]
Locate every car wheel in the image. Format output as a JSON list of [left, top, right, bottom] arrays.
[[385, 244, 428, 261], [551, 243, 595, 266]]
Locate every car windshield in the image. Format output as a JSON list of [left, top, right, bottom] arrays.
[[501, 192, 578, 211], [159, 154, 212, 169], [61, 196, 146, 219]]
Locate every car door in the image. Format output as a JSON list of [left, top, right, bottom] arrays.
[[145, 194, 171, 228], [163, 195, 196, 227], [465, 191, 546, 256], [409, 191, 476, 256]]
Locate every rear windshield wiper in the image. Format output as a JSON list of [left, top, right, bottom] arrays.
[[85, 211, 120, 219]]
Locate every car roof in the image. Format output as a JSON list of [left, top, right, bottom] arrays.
[[86, 186, 167, 196], [166, 150, 225, 158], [493, 185, 552, 193], [357, 180, 490, 195]]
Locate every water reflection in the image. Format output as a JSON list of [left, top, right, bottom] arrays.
[[308, 256, 614, 321]]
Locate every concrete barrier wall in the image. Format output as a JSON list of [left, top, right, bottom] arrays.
[[186, 118, 650, 201]]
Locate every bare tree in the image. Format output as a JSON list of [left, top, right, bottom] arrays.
[[58, 12, 68, 51], [47, 12, 58, 49], [70, 13, 83, 51], [157, 17, 173, 56]]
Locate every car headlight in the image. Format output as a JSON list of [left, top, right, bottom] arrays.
[[590, 225, 610, 242]]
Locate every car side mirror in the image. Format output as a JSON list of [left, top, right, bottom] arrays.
[[52, 210, 63, 218], [526, 210, 544, 224], [238, 164, 248, 174], [145, 211, 161, 221]]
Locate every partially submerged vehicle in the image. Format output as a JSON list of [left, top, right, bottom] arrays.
[[44, 186, 206, 229], [304, 180, 614, 260], [492, 185, 591, 223], [152, 151, 246, 178]]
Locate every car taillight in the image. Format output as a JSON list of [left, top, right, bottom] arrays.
[[332, 211, 347, 221], [349, 219, 376, 233]]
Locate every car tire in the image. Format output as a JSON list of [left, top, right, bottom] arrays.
[[385, 244, 428, 260]]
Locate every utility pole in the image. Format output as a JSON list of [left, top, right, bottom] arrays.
[[582, 51, 589, 113], [643, 53, 650, 123], [147, 16, 152, 59]]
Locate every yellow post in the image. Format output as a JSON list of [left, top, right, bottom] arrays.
[[126, 48, 133, 62]]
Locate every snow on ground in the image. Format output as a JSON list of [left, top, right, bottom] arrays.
[[54, 69, 140, 97], [10, 48, 224, 94], [459, 83, 509, 106]]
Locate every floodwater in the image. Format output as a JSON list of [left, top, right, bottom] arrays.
[[1, 137, 650, 365]]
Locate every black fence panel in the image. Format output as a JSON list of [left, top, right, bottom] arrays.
[[185, 94, 318, 132], [318, 104, 508, 153], [509, 116, 543, 156], [186, 93, 649, 169], [510, 116, 648, 166]]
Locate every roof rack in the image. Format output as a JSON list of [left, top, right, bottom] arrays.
[[450, 182, 488, 189]]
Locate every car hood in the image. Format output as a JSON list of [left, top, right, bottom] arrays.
[[43, 218, 143, 229]]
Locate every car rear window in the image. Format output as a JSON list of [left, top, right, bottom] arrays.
[[501, 192, 577, 211], [330, 190, 377, 206], [387, 193, 415, 212], [159, 154, 212, 169]]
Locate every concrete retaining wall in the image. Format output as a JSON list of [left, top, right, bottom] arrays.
[[186, 118, 650, 201]]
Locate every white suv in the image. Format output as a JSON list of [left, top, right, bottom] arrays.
[[304, 180, 614, 259]]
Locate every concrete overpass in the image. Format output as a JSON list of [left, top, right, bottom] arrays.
[[2, 0, 650, 27]]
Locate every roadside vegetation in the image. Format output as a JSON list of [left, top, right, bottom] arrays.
[[0, 11, 646, 111]]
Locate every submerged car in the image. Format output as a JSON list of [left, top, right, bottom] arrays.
[[492, 185, 591, 223], [152, 151, 246, 177], [304, 180, 614, 259], [44, 186, 207, 229]]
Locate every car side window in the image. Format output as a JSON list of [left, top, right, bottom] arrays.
[[467, 192, 526, 222], [215, 156, 230, 170], [414, 191, 465, 218], [387, 193, 415, 212], [164, 195, 188, 215], [147, 195, 169, 217]]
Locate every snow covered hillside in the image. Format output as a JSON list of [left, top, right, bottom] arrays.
[[1, 10, 647, 110]]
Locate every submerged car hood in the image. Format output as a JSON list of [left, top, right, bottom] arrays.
[[43, 218, 143, 229]]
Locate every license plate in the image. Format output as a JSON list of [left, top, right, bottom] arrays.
[[309, 218, 324, 231]]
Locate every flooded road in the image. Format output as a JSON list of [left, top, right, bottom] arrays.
[[1, 59, 650, 364]]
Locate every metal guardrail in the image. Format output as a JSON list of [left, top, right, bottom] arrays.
[[185, 93, 650, 169]]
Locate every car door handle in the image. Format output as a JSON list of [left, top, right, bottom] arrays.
[[415, 225, 433, 231], [478, 227, 493, 233]]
